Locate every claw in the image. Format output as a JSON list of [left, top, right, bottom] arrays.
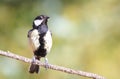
[[45, 58, 49, 70], [31, 56, 36, 63]]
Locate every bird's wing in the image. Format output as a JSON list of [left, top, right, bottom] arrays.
[[28, 29, 40, 52], [27, 29, 33, 38]]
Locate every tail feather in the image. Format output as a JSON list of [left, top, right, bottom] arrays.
[[29, 56, 40, 74]]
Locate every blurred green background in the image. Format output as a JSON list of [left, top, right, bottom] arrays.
[[0, 0, 120, 79]]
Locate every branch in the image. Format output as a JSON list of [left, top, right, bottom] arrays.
[[0, 50, 105, 79]]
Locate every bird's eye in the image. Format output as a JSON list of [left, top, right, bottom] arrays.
[[40, 15, 44, 19], [40, 17, 42, 19]]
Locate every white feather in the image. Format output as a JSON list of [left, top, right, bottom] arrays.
[[44, 30, 52, 53], [34, 19, 43, 26], [29, 29, 40, 51]]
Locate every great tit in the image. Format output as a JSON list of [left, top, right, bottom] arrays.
[[27, 15, 52, 74]]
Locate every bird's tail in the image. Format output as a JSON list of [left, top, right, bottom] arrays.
[[29, 56, 40, 74]]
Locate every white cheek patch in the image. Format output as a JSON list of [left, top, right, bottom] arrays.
[[34, 19, 43, 26]]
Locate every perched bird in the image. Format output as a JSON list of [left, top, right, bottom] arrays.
[[27, 15, 52, 74]]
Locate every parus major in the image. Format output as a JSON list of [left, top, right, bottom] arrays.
[[27, 15, 52, 74]]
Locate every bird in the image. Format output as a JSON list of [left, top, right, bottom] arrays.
[[27, 15, 52, 74]]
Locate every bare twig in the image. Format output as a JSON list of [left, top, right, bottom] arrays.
[[0, 50, 105, 79]]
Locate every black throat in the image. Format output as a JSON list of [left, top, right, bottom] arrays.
[[38, 24, 48, 34]]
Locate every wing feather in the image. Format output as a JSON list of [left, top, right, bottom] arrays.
[[28, 29, 40, 52]]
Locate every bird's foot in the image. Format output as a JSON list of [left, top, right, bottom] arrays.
[[45, 58, 49, 70], [31, 56, 36, 64]]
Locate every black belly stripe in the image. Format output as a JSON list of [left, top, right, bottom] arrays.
[[34, 33, 47, 57]]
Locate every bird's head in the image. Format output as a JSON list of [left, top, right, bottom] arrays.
[[33, 15, 49, 28]]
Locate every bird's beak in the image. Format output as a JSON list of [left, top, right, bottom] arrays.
[[43, 16, 50, 23], [46, 16, 50, 19], [44, 16, 49, 21]]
